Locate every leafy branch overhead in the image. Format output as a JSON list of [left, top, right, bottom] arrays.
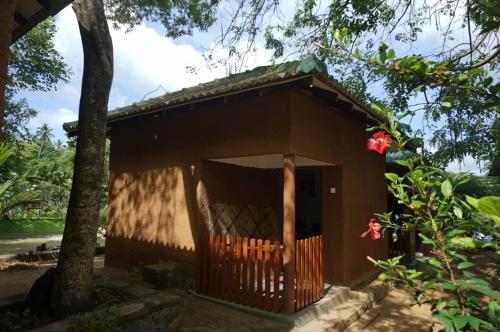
[[263, 0, 499, 172]]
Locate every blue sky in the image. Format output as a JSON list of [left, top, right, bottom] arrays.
[[15, 3, 482, 174]]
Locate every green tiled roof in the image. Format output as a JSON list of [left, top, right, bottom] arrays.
[[63, 56, 329, 132]]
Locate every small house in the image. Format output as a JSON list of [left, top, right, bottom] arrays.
[[64, 57, 388, 314]]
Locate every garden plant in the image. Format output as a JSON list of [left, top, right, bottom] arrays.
[[362, 105, 500, 331]]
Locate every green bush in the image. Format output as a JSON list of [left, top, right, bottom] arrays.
[[457, 176, 500, 198]]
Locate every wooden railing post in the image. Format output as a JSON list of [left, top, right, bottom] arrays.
[[283, 154, 296, 314]]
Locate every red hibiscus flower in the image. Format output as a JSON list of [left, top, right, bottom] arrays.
[[367, 131, 391, 154], [361, 218, 382, 240]]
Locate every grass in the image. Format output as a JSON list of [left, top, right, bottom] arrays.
[[0, 219, 64, 236]]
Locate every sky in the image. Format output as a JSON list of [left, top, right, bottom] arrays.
[[15, 2, 483, 174]]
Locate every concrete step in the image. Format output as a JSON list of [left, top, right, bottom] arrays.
[[294, 282, 389, 331]]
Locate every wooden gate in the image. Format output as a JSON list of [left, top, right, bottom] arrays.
[[295, 235, 324, 311], [197, 234, 282, 313]]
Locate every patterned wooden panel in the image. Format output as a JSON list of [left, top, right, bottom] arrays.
[[209, 204, 281, 241]]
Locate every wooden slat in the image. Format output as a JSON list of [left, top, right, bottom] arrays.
[[264, 240, 271, 311], [312, 236, 319, 301], [302, 238, 307, 305], [209, 235, 215, 296], [320, 235, 324, 296], [273, 240, 281, 313], [214, 235, 221, 298], [221, 235, 227, 299], [316, 236, 319, 299], [249, 238, 256, 307], [257, 239, 263, 308], [197, 234, 288, 314], [295, 239, 299, 311], [296, 240, 304, 309], [236, 237, 242, 302], [197, 236, 202, 292], [228, 236, 234, 300], [308, 237, 313, 304], [242, 237, 249, 305], [201, 235, 208, 294], [300, 239, 305, 309]]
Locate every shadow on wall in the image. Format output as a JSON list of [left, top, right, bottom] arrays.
[[107, 164, 207, 267], [105, 234, 196, 267]]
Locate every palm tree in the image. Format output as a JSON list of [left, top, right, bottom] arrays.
[[0, 144, 43, 218], [35, 123, 53, 159]]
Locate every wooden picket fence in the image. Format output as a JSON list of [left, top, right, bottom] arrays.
[[197, 234, 282, 313], [295, 235, 324, 311]]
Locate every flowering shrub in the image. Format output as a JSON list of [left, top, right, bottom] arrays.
[[367, 130, 392, 154], [363, 104, 500, 331]]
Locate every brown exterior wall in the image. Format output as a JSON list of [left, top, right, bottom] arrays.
[[289, 90, 388, 284], [106, 90, 291, 268], [106, 86, 387, 285]]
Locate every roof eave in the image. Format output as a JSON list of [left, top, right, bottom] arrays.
[[63, 73, 316, 136]]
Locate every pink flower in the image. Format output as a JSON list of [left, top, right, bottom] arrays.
[[361, 218, 382, 240], [367, 131, 391, 154]]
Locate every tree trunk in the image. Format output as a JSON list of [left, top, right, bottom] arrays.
[[0, 0, 16, 140], [50, 0, 113, 316]]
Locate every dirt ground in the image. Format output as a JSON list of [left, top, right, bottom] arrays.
[[0, 257, 104, 299], [0, 250, 497, 331], [346, 288, 436, 331]]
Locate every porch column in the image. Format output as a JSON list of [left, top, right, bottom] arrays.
[[283, 153, 296, 314], [0, 0, 16, 137]]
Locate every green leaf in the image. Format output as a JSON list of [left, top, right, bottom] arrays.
[[431, 219, 438, 232], [378, 272, 388, 281], [463, 271, 476, 278], [447, 229, 466, 238], [457, 261, 474, 269], [428, 258, 442, 268], [394, 159, 410, 167], [442, 282, 456, 291], [467, 316, 480, 330], [453, 207, 463, 219], [452, 315, 468, 330], [477, 196, 500, 226], [441, 180, 452, 198], [466, 195, 479, 208], [441, 101, 452, 108], [385, 173, 399, 182], [371, 103, 384, 115], [388, 49, 395, 59], [333, 29, 341, 42], [474, 286, 500, 301], [466, 278, 489, 287]]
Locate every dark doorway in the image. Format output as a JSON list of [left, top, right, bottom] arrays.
[[295, 169, 322, 239]]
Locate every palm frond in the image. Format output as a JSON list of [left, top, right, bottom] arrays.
[[0, 144, 13, 169], [0, 178, 16, 197], [0, 192, 44, 216]]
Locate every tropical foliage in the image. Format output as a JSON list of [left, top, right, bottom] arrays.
[[363, 105, 499, 331], [263, 0, 499, 173], [0, 144, 42, 219]]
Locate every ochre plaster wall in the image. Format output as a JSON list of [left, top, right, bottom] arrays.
[[106, 86, 387, 285], [289, 90, 388, 284], [106, 90, 291, 268]]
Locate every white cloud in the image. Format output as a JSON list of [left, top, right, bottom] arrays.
[[446, 156, 484, 175], [28, 107, 78, 142], [22, 6, 273, 141], [30, 107, 77, 128], [54, 6, 272, 98]]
